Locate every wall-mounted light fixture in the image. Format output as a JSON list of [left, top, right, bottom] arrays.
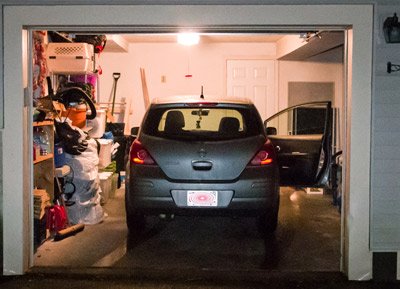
[[177, 32, 200, 46], [383, 13, 400, 43], [387, 62, 400, 73]]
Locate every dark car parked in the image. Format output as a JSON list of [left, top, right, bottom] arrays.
[[125, 96, 280, 235], [125, 97, 338, 234]]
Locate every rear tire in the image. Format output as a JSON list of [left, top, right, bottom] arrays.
[[125, 200, 146, 234], [126, 209, 146, 234], [257, 198, 279, 236], [257, 212, 278, 236]]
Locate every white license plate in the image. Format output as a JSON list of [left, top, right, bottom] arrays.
[[187, 191, 218, 207]]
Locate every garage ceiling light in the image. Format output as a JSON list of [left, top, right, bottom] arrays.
[[177, 32, 200, 46]]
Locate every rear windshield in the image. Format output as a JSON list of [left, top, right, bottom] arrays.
[[141, 105, 264, 141]]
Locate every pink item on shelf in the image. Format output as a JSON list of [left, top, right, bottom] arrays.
[[70, 74, 97, 87]]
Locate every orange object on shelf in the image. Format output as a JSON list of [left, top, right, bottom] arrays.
[[62, 107, 86, 128]]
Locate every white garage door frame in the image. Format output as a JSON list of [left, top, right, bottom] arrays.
[[2, 4, 373, 280]]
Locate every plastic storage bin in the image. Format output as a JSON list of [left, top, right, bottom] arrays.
[[47, 43, 95, 74]]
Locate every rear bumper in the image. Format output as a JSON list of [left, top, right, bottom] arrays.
[[126, 164, 279, 216]]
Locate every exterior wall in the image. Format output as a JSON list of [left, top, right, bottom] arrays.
[[0, 4, 3, 275], [371, 4, 400, 255], [0, 131, 2, 274]]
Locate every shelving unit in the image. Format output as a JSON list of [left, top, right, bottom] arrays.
[[33, 120, 55, 199], [33, 120, 55, 250], [34, 154, 54, 164]]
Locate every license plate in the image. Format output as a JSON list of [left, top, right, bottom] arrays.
[[187, 190, 218, 207]]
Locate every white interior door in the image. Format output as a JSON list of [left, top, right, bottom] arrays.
[[227, 59, 276, 119]]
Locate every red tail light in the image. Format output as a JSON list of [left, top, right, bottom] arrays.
[[130, 140, 156, 165], [249, 139, 276, 166]]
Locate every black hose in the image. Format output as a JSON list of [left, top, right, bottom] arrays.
[[56, 87, 97, 120]]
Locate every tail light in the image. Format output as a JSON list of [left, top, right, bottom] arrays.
[[248, 139, 276, 166], [130, 139, 156, 165]]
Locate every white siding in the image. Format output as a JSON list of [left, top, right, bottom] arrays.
[[371, 5, 400, 251]]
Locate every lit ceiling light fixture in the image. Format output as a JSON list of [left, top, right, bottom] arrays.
[[177, 32, 200, 46]]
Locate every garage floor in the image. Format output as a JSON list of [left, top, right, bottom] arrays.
[[33, 186, 341, 273]]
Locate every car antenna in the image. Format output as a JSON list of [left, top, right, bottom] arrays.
[[200, 85, 204, 99]]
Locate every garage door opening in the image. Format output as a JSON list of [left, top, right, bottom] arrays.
[[30, 28, 344, 273], [2, 4, 373, 279]]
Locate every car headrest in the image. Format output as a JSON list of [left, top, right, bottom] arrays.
[[165, 110, 185, 134], [219, 117, 240, 134]]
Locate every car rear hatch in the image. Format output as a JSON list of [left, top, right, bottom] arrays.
[[141, 135, 266, 181], [139, 102, 267, 182]]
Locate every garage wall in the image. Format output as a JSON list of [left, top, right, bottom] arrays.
[[95, 52, 136, 131], [278, 61, 344, 110], [99, 41, 342, 130], [371, 5, 400, 254], [99, 42, 276, 129]]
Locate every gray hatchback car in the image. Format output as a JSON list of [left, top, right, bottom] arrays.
[[125, 95, 280, 235], [125, 97, 336, 236]]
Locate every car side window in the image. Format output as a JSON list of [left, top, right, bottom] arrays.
[[266, 104, 327, 136]]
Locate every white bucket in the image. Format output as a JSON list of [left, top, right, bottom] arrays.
[[87, 109, 106, 138], [99, 171, 113, 205], [98, 139, 113, 169]]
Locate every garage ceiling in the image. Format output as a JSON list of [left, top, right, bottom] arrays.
[[104, 32, 344, 61], [104, 33, 285, 52], [278, 31, 344, 60], [122, 33, 284, 43]]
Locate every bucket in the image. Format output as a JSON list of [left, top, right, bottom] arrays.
[[87, 109, 106, 138], [62, 106, 86, 128], [99, 171, 113, 205], [98, 139, 113, 169]]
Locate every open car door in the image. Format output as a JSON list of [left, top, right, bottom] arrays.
[[264, 102, 332, 187]]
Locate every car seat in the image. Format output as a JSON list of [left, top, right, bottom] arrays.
[[218, 117, 240, 135], [164, 110, 185, 134]]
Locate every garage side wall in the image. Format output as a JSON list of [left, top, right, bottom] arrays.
[[277, 61, 343, 110]]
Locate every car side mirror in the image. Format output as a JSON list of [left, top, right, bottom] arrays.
[[131, 126, 139, 137], [266, 127, 277, 135]]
